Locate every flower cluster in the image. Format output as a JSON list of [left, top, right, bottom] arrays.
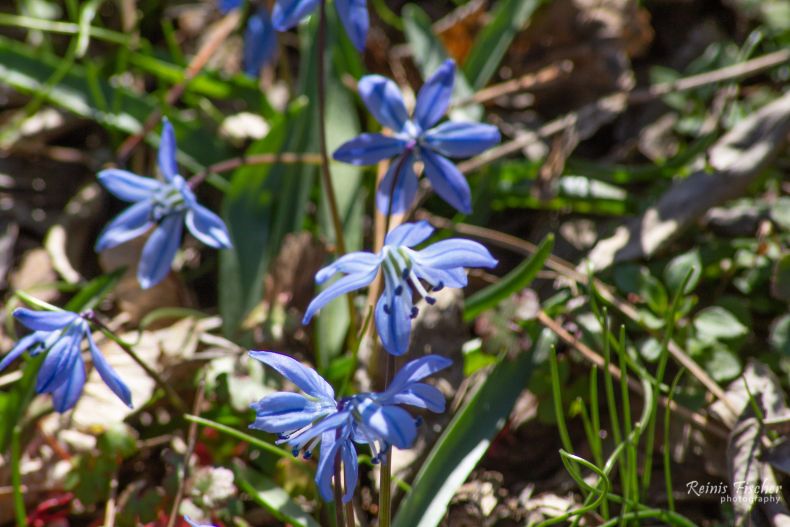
[[249, 351, 450, 501], [0, 308, 132, 413], [304, 220, 497, 355], [334, 59, 501, 214]]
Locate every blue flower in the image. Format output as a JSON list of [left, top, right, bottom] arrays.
[[334, 59, 501, 215], [95, 119, 232, 289], [303, 220, 497, 356], [218, 0, 242, 13], [184, 516, 215, 527], [0, 308, 132, 413], [249, 351, 450, 501], [272, 0, 369, 52], [243, 9, 278, 77]]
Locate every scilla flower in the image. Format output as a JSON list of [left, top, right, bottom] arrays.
[[303, 221, 497, 355], [333, 59, 500, 214], [249, 351, 450, 501], [0, 308, 132, 413], [219, 1, 277, 77], [272, 0, 368, 52], [95, 119, 232, 289]]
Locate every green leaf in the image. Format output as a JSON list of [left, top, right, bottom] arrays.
[[703, 344, 742, 383], [392, 328, 552, 527], [65, 269, 124, 312], [235, 465, 320, 527], [664, 248, 702, 295], [0, 354, 44, 452], [464, 234, 554, 321], [769, 314, 790, 355], [401, 3, 482, 122], [693, 306, 749, 343], [463, 0, 545, 89]]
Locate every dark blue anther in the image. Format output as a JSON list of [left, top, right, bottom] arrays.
[[394, 285, 403, 296], [410, 306, 419, 319], [432, 282, 444, 292], [426, 296, 436, 305]]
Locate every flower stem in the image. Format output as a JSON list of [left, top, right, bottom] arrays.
[[317, 0, 357, 338], [378, 353, 396, 527], [11, 425, 27, 527], [333, 450, 346, 527]]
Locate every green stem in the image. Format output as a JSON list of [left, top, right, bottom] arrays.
[[11, 425, 27, 527]]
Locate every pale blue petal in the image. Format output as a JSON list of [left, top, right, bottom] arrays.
[[138, 214, 183, 289], [421, 149, 472, 214], [0, 333, 41, 372], [357, 75, 409, 132], [303, 266, 379, 323], [272, 0, 320, 31], [315, 251, 381, 284], [375, 290, 413, 356], [375, 152, 418, 215], [95, 200, 154, 252], [335, 0, 368, 51], [360, 404, 416, 449], [87, 332, 132, 408], [158, 119, 179, 182], [50, 357, 86, 412], [287, 411, 351, 451], [387, 355, 452, 394], [384, 220, 435, 248], [415, 238, 497, 271], [249, 351, 335, 401], [13, 308, 78, 331], [341, 441, 358, 503], [244, 9, 278, 77], [316, 438, 339, 501], [35, 327, 82, 394], [333, 134, 407, 165], [387, 383, 446, 412], [414, 59, 455, 130], [411, 264, 467, 288], [98, 169, 162, 202], [185, 203, 232, 249], [423, 122, 501, 158], [250, 392, 331, 433]]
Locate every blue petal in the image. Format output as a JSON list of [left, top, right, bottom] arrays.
[[335, 0, 368, 51], [303, 266, 379, 323], [375, 152, 418, 215], [287, 410, 351, 451], [414, 59, 455, 130], [50, 357, 86, 412], [411, 264, 467, 288], [98, 169, 162, 202], [421, 149, 472, 214], [384, 220, 435, 248], [341, 441, 358, 503], [184, 516, 215, 527], [185, 202, 232, 249], [386, 383, 446, 412], [316, 436, 340, 501], [357, 75, 410, 132], [87, 332, 132, 408], [35, 327, 82, 394], [333, 134, 407, 165], [138, 213, 184, 289], [272, 0, 320, 31], [414, 238, 497, 269], [423, 122, 501, 158], [95, 200, 154, 252], [13, 308, 78, 331], [315, 251, 382, 284], [249, 351, 335, 401], [375, 289, 413, 356], [386, 355, 452, 395], [250, 392, 331, 433], [218, 0, 242, 13], [360, 403, 416, 449], [244, 9, 278, 77], [158, 119, 179, 182], [0, 333, 41, 372]]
